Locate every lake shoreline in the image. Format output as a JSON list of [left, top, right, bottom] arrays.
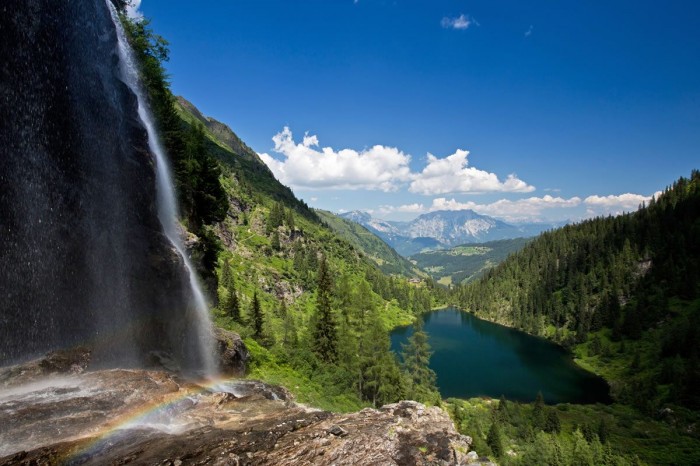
[[391, 306, 612, 405]]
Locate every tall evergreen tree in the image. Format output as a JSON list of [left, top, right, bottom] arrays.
[[225, 287, 240, 323], [533, 391, 546, 430], [221, 257, 232, 289], [401, 317, 437, 400], [544, 409, 561, 434], [286, 208, 295, 231], [486, 420, 504, 458], [250, 292, 264, 340], [312, 256, 337, 362], [497, 395, 510, 422], [271, 231, 281, 251], [266, 202, 284, 233], [281, 301, 298, 348], [357, 304, 404, 406]]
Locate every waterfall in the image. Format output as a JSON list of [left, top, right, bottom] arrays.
[[106, 2, 217, 378]]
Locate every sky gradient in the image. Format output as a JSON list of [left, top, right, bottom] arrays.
[[134, 0, 699, 222]]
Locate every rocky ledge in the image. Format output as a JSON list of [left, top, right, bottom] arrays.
[[0, 354, 490, 465]]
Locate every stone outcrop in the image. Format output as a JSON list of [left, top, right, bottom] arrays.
[[0, 366, 488, 465], [215, 328, 250, 376]]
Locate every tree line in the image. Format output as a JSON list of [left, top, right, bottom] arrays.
[[453, 170, 700, 410]]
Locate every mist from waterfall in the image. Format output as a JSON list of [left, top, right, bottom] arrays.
[[106, 2, 217, 378]]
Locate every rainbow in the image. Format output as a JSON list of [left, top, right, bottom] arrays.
[[63, 376, 237, 463]]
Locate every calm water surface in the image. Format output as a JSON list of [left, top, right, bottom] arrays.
[[391, 307, 611, 404]]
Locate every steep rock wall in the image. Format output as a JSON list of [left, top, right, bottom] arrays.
[[0, 0, 193, 368]]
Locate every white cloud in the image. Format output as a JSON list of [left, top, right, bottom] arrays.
[[398, 203, 426, 213], [125, 0, 143, 20], [378, 203, 426, 215], [259, 127, 412, 191], [375, 195, 581, 222], [259, 129, 534, 196], [408, 149, 535, 195], [525, 25, 533, 37], [583, 192, 662, 216], [441, 14, 473, 30], [428, 195, 581, 222], [375, 191, 662, 223]]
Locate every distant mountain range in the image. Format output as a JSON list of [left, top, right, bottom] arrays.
[[340, 210, 562, 256]]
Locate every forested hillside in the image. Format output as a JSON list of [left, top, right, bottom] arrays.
[[315, 209, 425, 278], [410, 238, 531, 286], [455, 171, 700, 411], [121, 9, 700, 465], [122, 14, 442, 411]]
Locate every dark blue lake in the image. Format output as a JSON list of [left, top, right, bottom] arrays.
[[390, 307, 611, 404]]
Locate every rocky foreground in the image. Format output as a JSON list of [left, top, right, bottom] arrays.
[[0, 348, 492, 466]]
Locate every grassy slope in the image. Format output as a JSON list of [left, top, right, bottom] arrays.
[[174, 96, 700, 463], [315, 209, 426, 278], [176, 100, 419, 412], [410, 238, 531, 285], [174, 97, 309, 213]]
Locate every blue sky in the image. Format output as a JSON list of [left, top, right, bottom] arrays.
[[134, 0, 699, 222]]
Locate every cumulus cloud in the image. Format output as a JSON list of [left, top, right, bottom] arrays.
[[408, 150, 535, 195], [428, 195, 581, 222], [259, 129, 534, 196], [376, 195, 581, 222], [258, 127, 412, 191], [441, 14, 473, 30], [377, 203, 426, 215], [372, 189, 663, 223], [584, 192, 662, 216], [125, 0, 143, 20]]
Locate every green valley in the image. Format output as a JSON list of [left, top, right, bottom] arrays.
[[126, 9, 700, 465], [410, 238, 531, 286]]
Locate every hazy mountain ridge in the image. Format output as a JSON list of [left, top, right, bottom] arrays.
[[315, 209, 425, 278], [340, 209, 557, 256]]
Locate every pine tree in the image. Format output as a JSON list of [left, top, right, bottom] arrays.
[[544, 409, 561, 434], [266, 202, 284, 233], [597, 417, 610, 444], [312, 256, 337, 362], [486, 420, 504, 458], [533, 391, 546, 430], [271, 231, 281, 251], [281, 301, 298, 348], [250, 292, 264, 340], [225, 287, 240, 322], [357, 304, 403, 406], [497, 395, 510, 422], [286, 208, 295, 231], [221, 257, 232, 289], [401, 317, 437, 400]]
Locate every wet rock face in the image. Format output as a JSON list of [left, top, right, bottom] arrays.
[[0, 0, 192, 367], [215, 328, 250, 376], [0, 368, 477, 465]]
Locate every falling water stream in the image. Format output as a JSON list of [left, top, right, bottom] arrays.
[[106, 2, 217, 378]]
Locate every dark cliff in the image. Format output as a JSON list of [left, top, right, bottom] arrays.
[[0, 0, 196, 368]]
